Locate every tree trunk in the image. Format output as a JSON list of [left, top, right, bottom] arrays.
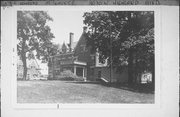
[[21, 39, 27, 80], [22, 54, 27, 80], [128, 48, 134, 85]]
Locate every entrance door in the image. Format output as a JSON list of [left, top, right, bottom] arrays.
[[76, 67, 83, 77]]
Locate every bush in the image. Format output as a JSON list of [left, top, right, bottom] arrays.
[[73, 76, 84, 81], [55, 70, 84, 81]]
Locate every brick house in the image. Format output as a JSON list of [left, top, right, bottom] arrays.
[[48, 28, 129, 83]]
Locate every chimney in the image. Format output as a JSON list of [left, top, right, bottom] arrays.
[[69, 32, 74, 52]]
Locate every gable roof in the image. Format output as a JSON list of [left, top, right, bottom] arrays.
[[73, 33, 86, 53]]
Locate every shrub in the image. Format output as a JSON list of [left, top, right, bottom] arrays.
[[55, 70, 84, 81], [60, 70, 77, 78], [74, 76, 85, 81]]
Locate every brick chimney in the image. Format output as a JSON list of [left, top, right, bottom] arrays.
[[69, 32, 74, 52]]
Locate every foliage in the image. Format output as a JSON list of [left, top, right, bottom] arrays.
[[17, 11, 55, 61], [55, 70, 84, 81], [83, 11, 154, 84], [17, 11, 56, 80]]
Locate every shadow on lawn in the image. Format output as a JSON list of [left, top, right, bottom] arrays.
[[66, 81, 154, 94]]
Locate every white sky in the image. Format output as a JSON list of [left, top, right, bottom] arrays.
[[47, 10, 85, 44]]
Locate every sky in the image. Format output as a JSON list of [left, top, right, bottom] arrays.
[[47, 10, 85, 45]]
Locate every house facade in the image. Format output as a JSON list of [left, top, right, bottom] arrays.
[[48, 29, 129, 83]]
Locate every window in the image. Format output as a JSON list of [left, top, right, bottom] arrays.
[[80, 45, 87, 52]]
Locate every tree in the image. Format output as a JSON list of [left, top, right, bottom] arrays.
[[17, 11, 55, 80], [83, 11, 154, 84]]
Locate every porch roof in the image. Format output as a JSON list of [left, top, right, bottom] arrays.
[[73, 61, 87, 66], [60, 60, 87, 66]]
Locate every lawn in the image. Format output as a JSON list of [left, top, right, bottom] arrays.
[[17, 80, 154, 103]]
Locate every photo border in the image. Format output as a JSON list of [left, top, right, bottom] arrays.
[[10, 5, 161, 109]]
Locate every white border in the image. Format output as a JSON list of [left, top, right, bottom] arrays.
[[10, 6, 161, 109]]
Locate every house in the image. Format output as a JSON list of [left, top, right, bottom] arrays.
[[17, 58, 41, 80], [48, 27, 129, 83]]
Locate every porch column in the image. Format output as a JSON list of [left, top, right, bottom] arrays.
[[83, 67, 87, 81], [82, 68, 84, 78], [74, 66, 76, 75]]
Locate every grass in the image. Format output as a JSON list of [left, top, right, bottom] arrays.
[[17, 80, 154, 103]]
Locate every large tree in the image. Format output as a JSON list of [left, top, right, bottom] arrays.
[[17, 11, 56, 80], [83, 11, 154, 84]]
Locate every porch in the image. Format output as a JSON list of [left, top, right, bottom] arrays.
[[60, 61, 87, 81]]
